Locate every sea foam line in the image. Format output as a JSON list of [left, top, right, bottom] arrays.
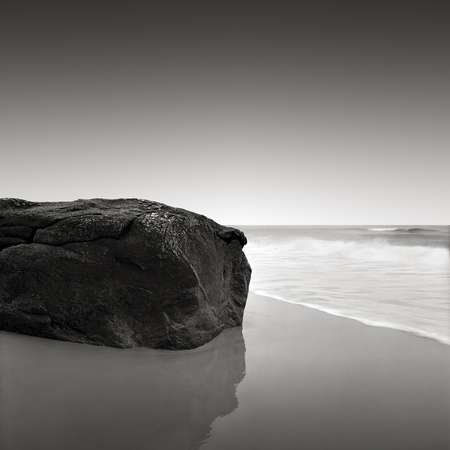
[[251, 289, 450, 346]]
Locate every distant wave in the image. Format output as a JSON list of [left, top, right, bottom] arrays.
[[252, 290, 450, 346], [368, 227, 433, 233]]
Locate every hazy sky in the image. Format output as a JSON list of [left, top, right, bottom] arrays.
[[1, 2, 449, 224]]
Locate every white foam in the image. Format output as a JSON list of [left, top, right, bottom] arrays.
[[246, 236, 449, 266], [245, 230, 450, 348], [252, 290, 450, 346]]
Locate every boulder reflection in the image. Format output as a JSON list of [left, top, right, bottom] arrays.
[[0, 327, 246, 450]]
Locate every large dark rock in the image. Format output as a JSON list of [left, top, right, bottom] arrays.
[[0, 198, 251, 349]]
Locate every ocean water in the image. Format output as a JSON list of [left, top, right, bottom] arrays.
[[241, 226, 450, 345]]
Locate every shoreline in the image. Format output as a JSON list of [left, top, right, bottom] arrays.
[[1, 292, 449, 450], [203, 292, 450, 450], [251, 290, 450, 346]]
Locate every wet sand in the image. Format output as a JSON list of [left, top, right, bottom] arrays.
[[204, 294, 450, 450], [1, 293, 449, 450]]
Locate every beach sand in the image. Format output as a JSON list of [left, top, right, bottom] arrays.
[[1, 293, 449, 450]]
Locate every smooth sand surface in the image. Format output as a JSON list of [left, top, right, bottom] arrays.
[[1, 293, 449, 450], [203, 294, 450, 450]]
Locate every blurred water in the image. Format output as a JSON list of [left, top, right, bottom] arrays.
[[241, 226, 450, 344]]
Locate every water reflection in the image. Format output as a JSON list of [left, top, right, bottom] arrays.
[[0, 327, 246, 450]]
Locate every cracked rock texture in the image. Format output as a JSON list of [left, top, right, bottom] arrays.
[[0, 198, 251, 349]]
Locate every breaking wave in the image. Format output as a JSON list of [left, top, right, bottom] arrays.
[[244, 227, 450, 346]]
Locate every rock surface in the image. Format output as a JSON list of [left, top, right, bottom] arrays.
[[0, 198, 251, 349]]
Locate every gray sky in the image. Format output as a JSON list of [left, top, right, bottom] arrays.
[[1, 2, 449, 224]]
